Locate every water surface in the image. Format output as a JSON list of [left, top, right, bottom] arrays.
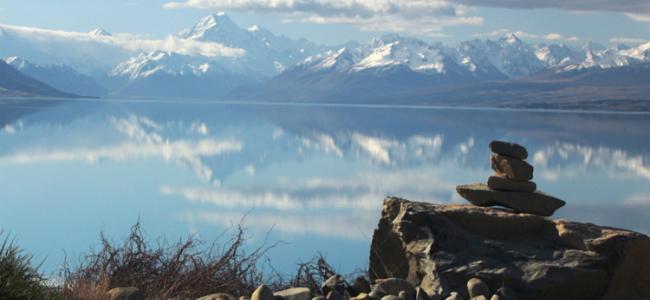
[[2, 98, 650, 275]]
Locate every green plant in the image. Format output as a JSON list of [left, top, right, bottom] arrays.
[[0, 231, 60, 300]]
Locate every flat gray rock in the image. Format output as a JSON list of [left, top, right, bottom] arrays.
[[489, 141, 528, 159], [487, 176, 536, 193], [491, 154, 533, 181], [456, 183, 565, 216]]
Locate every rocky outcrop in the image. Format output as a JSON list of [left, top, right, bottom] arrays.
[[369, 197, 650, 300], [457, 141, 565, 216]]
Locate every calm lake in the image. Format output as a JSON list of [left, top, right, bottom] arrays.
[[2, 98, 650, 275]]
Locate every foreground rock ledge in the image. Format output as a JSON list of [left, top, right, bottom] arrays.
[[369, 197, 650, 300]]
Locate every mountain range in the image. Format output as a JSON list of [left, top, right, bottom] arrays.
[[0, 59, 76, 98], [1, 13, 649, 110]]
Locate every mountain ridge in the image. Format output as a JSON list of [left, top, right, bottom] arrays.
[[1, 14, 649, 109]]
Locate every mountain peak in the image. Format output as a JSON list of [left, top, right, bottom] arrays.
[[3, 56, 29, 69], [582, 41, 606, 52], [89, 27, 112, 37], [500, 33, 522, 44], [183, 12, 241, 39]]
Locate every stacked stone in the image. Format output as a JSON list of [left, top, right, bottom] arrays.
[[487, 141, 535, 192], [456, 140, 565, 217]]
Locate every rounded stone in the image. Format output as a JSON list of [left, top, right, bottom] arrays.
[[467, 278, 490, 298], [252, 285, 275, 300], [197, 293, 237, 300], [374, 278, 415, 300]]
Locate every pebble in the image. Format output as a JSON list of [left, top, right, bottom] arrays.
[[443, 292, 462, 300]]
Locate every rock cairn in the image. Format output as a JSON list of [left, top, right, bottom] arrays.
[[456, 140, 565, 216]]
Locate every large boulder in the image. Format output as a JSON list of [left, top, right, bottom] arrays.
[[369, 197, 650, 300]]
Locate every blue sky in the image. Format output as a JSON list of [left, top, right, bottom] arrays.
[[0, 0, 649, 46]]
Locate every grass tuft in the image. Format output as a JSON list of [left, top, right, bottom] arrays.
[[0, 230, 60, 300]]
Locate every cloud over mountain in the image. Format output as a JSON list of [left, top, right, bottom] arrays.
[[451, 0, 650, 14], [163, 0, 483, 36], [0, 23, 245, 58]]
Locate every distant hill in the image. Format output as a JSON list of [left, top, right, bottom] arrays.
[[4, 57, 107, 97], [0, 60, 77, 98]]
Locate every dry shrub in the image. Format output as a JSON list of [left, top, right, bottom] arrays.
[[62, 222, 273, 299], [61, 222, 367, 299]]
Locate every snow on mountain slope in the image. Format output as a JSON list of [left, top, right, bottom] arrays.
[[4, 56, 107, 96], [292, 34, 530, 80], [89, 28, 112, 37], [351, 35, 453, 74], [620, 41, 650, 62], [0, 22, 243, 76], [457, 34, 546, 78], [535, 43, 584, 67], [180, 13, 328, 76], [111, 51, 217, 79], [0, 59, 76, 97], [110, 50, 260, 98]]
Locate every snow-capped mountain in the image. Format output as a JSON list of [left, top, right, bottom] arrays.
[[89, 28, 112, 37], [2, 13, 650, 103], [456, 34, 547, 78], [109, 51, 260, 98], [179, 13, 328, 76], [0, 24, 131, 75], [0, 59, 76, 97], [535, 43, 584, 67], [4, 56, 107, 96]]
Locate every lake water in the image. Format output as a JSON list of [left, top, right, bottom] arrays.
[[2, 98, 650, 276]]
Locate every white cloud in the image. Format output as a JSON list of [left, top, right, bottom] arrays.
[[544, 32, 579, 42], [626, 13, 650, 22], [163, 0, 483, 36], [624, 194, 650, 206], [609, 37, 647, 44], [477, 29, 579, 42], [0, 23, 244, 58], [452, 0, 650, 14]]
